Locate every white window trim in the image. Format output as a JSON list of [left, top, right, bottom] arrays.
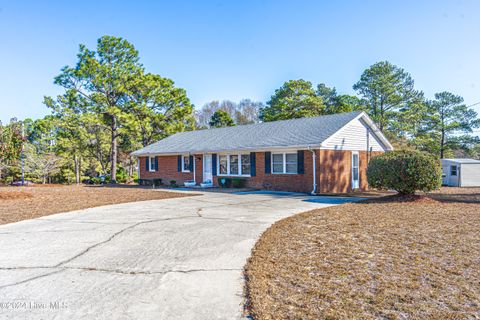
[[217, 153, 251, 177], [271, 152, 298, 174], [149, 156, 156, 172], [181, 155, 191, 173]]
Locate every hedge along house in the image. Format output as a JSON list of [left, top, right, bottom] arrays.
[[132, 111, 393, 194]]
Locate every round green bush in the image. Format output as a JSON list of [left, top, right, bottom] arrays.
[[367, 150, 442, 195]]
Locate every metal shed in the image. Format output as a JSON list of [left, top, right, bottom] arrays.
[[441, 158, 480, 187]]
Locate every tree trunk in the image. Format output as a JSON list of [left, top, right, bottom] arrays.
[[110, 115, 118, 184], [440, 110, 445, 159], [79, 156, 82, 183], [440, 129, 445, 158], [74, 154, 80, 184], [130, 157, 134, 176], [379, 104, 385, 132]]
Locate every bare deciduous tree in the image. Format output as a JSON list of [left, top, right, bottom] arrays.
[[25, 144, 62, 184], [196, 99, 263, 128]]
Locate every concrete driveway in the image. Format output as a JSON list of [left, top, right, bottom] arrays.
[[0, 190, 359, 320]]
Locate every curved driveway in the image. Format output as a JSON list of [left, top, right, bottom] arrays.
[[0, 190, 358, 320]]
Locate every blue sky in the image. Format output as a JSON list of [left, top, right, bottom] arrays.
[[1, 0, 479, 124]]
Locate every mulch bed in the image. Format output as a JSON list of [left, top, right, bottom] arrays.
[[0, 185, 191, 225], [245, 188, 480, 319]]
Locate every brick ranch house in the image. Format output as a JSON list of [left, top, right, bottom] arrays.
[[132, 111, 393, 194]]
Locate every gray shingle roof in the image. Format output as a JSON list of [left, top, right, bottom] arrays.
[[132, 111, 363, 155]]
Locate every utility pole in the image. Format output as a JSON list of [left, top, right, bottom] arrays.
[[21, 122, 25, 186]]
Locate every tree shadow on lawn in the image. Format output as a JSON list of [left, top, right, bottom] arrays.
[[85, 184, 155, 190], [427, 192, 480, 204], [355, 189, 480, 205]]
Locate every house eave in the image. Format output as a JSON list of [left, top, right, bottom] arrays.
[[131, 143, 323, 157]]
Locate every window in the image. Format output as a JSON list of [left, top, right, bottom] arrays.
[[217, 154, 251, 176], [219, 155, 228, 174], [272, 154, 284, 173], [241, 154, 251, 175], [450, 165, 457, 176], [149, 156, 156, 172], [182, 155, 190, 172], [230, 155, 239, 175], [272, 152, 297, 174], [285, 153, 297, 173]]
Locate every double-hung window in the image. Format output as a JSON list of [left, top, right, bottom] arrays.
[[450, 165, 457, 176], [219, 155, 228, 175], [218, 154, 251, 176], [272, 152, 297, 174], [230, 155, 239, 175], [149, 156, 156, 172], [241, 154, 251, 175], [182, 155, 191, 172]]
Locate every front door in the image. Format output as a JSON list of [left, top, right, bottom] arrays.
[[352, 152, 359, 189], [203, 154, 213, 183]]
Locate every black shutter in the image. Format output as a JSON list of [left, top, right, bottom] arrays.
[[250, 152, 256, 176], [155, 156, 159, 171], [265, 152, 271, 174], [146, 157, 150, 171], [212, 154, 217, 176], [177, 155, 182, 172], [189, 155, 194, 172], [297, 150, 304, 174]]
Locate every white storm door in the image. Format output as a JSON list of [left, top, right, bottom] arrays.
[[352, 152, 360, 189], [203, 154, 213, 183]]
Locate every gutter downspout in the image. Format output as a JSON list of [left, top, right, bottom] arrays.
[[137, 157, 140, 180], [192, 153, 196, 184], [308, 147, 317, 195]]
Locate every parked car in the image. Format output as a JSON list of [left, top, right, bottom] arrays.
[[83, 175, 111, 185], [11, 180, 34, 186], [82, 178, 95, 185]]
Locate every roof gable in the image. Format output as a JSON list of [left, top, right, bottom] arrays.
[[321, 113, 393, 151]]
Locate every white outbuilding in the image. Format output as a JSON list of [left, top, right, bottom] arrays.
[[441, 158, 480, 187]]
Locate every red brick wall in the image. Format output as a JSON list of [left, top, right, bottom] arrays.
[[318, 150, 381, 193], [139, 155, 202, 185], [318, 150, 351, 193], [360, 151, 384, 190], [239, 151, 316, 193], [139, 150, 382, 193]]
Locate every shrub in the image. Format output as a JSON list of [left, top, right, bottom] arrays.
[[218, 178, 246, 188], [92, 177, 102, 185], [218, 178, 230, 188], [367, 150, 442, 195], [131, 172, 139, 183], [169, 180, 177, 187], [115, 168, 127, 183], [231, 178, 246, 188]]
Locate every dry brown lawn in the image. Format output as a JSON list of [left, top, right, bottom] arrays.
[[0, 185, 190, 225], [245, 188, 480, 319]]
